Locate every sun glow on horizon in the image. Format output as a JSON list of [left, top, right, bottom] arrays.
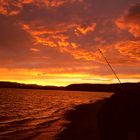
[[0, 73, 139, 86], [1, 78, 139, 87]]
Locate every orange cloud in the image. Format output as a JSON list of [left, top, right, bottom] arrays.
[[75, 23, 96, 36], [30, 48, 40, 52], [21, 22, 77, 35], [0, 0, 34, 16], [115, 41, 140, 61], [99, 40, 140, 65], [1, 1, 98, 63], [116, 3, 140, 37], [0, 0, 21, 16], [64, 48, 97, 61], [0, 0, 83, 16], [21, 23, 76, 46], [21, 23, 98, 61], [38, 0, 75, 7], [33, 0, 84, 8]]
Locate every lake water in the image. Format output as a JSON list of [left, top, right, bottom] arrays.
[[0, 88, 112, 140]]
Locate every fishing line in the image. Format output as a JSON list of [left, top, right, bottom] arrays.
[[98, 48, 121, 84]]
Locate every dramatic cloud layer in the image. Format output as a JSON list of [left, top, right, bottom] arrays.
[[0, 0, 139, 85], [116, 3, 140, 37]]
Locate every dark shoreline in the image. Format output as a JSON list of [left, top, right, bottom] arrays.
[[0, 81, 139, 93], [55, 98, 108, 140], [56, 86, 140, 140]]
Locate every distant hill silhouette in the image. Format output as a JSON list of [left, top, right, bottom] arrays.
[[66, 83, 140, 92], [98, 85, 140, 140], [0, 81, 139, 92], [0, 81, 63, 90]]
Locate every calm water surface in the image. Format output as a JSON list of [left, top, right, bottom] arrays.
[[0, 88, 112, 140]]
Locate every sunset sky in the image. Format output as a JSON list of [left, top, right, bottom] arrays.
[[0, 0, 140, 86]]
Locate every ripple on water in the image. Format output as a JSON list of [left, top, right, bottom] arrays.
[[0, 88, 112, 140]]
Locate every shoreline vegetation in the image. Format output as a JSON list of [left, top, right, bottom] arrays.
[[0, 81, 139, 92]]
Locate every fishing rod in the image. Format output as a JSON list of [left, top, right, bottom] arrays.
[[98, 48, 121, 84]]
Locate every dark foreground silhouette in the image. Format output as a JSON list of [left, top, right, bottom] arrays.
[[56, 87, 140, 140], [98, 88, 140, 140], [56, 99, 108, 140]]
